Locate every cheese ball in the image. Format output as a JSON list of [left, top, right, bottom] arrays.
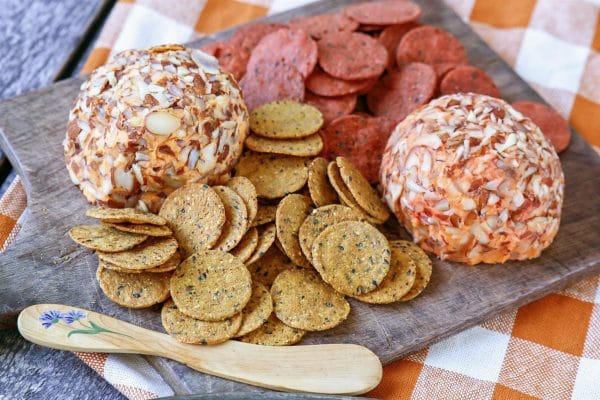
[[64, 44, 249, 212], [380, 93, 564, 265]]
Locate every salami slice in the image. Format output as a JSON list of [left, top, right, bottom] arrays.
[[200, 41, 249, 81], [305, 92, 357, 125], [288, 13, 358, 40], [306, 67, 375, 97], [512, 101, 571, 153], [343, 1, 421, 26], [439, 65, 501, 98], [396, 25, 468, 68], [379, 22, 421, 69], [230, 22, 288, 53]]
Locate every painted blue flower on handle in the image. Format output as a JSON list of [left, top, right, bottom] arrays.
[[39, 310, 63, 329], [38, 309, 132, 338], [62, 310, 86, 324]]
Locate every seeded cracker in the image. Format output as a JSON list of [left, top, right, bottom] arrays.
[[108, 223, 172, 237], [271, 269, 350, 331], [298, 204, 365, 263], [247, 246, 296, 287], [250, 100, 323, 139], [276, 194, 313, 268], [170, 250, 252, 321], [231, 227, 259, 263], [326, 161, 382, 224], [235, 152, 309, 199], [159, 183, 225, 257], [336, 156, 389, 222], [96, 264, 170, 308], [246, 223, 276, 265], [161, 299, 242, 345], [235, 282, 273, 337], [68, 224, 148, 252], [97, 236, 178, 270], [312, 221, 391, 296], [86, 207, 167, 225], [251, 204, 277, 227], [352, 241, 416, 303], [238, 314, 305, 346], [395, 240, 432, 301], [212, 186, 249, 252], [101, 251, 181, 274], [245, 134, 323, 157], [307, 157, 338, 207], [226, 176, 258, 225]]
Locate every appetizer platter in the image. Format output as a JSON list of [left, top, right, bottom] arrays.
[[0, 0, 599, 396]]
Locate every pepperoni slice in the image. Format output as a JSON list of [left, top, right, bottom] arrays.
[[318, 32, 387, 80], [200, 41, 249, 81], [230, 22, 288, 53], [240, 59, 305, 111], [512, 101, 571, 153], [343, 1, 421, 26], [305, 92, 357, 125], [379, 22, 421, 70], [396, 26, 468, 69], [305, 67, 375, 97], [246, 28, 318, 79], [366, 62, 436, 123], [439, 65, 501, 98], [288, 13, 358, 40]]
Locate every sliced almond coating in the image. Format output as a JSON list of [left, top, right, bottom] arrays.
[[271, 269, 350, 331], [69, 224, 148, 252], [312, 221, 391, 296], [326, 161, 383, 225], [212, 186, 249, 252], [246, 223, 277, 265], [86, 207, 167, 225], [276, 194, 313, 268], [245, 134, 323, 157], [337, 156, 389, 222], [235, 282, 273, 337], [231, 227, 259, 263], [108, 223, 172, 237], [159, 183, 225, 257], [395, 240, 433, 301], [247, 246, 296, 287], [161, 299, 242, 345], [251, 204, 278, 227], [227, 176, 258, 226], [238, 314, 305, 346], [100, 251, 181, 273], [308, 157, 338, 207], [352, 241, 416, 303], [97, 236, 179, 270], [235, 152, 309, 199], [250, 100, 323, 139], [298, 204, 365, 263]]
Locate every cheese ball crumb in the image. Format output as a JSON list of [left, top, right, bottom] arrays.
[[380, 93, 564, 265], [64, 44, 249, 212]]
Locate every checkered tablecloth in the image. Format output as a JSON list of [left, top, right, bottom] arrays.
[[1, 1, 599, 399]]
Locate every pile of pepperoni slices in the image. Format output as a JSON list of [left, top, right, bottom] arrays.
[[202, 0, 571, 183]]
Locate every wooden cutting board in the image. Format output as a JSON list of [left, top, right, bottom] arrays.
[[1, 0, 599, 395]]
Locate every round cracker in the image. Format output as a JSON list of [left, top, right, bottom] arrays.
[[251, 204, 277, 227], [276, 194, 313, 268], [97, 236, 178, 270], [69, 224, 148, 252], [250, 101, 323, 139], [394, 240, 433, 301], [212, 186, 249, 252], [235, 282, 273, 337], [245, 134, 323, 157], [352, 242, 416, 303], [231, 227, 259, 263], [238, 314, 305, 346], [170, 250, 252, 321], [161, 299, 242, 345], [108, 223, 172, 237], [227, 176, 258, 226], [86, 207, 167, 225], [271, 269, 350, 331], [159, 183, 225, 257], [298, 204, 365, 263], [326, 161, 382, 225], [101, 250, 181, 274], [308, 157, 338, 207], [246, 223, 276, 265], [247, 246, 295, 287], [312, 221, 391, 296], [235, 152, 309, 199], [96, 264, 170, 308], [336, 156, 389, 222]]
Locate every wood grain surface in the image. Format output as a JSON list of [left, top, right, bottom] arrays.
[[0, 0, 599, 396]]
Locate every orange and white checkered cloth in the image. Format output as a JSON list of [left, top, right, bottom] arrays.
[[1, 1, 600, 399]]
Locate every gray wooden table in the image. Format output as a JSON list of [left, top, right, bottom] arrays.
[[0, 1, 123, 398]]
